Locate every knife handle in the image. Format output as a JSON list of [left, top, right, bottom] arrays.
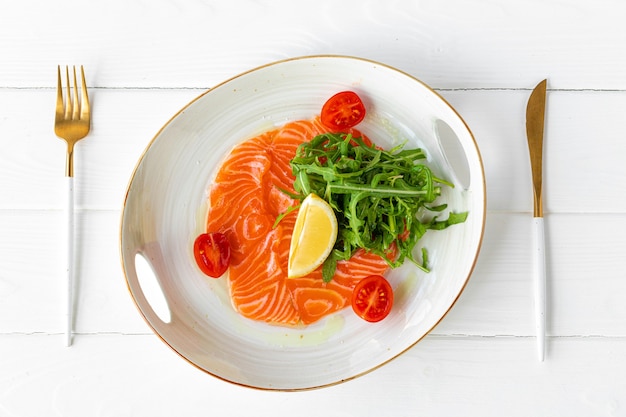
[[533, 216, 546, 361]]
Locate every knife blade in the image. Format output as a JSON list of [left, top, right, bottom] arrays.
[[526, 79, 547, 361]]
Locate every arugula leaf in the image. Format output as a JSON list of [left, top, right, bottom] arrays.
[[321, 254, 338, 283], [283, 132, 467, 280]]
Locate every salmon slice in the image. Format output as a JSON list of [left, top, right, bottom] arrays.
[[206, 118, 390, 326], [286, 249, 391, 324]]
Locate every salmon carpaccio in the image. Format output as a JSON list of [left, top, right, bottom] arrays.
[[206, 118, 390, 326]]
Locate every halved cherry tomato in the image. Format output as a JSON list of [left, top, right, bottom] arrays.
[[193, 232, 231, 278], [351, 275, 393, 322], [321, 91, 366, 131]]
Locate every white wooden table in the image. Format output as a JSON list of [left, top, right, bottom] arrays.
[[2, 0, 626, 415]]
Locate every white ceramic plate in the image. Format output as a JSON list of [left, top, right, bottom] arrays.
[[120, 55, 486, 390]]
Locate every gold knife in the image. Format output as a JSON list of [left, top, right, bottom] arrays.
[[526, 79, 547, 361]]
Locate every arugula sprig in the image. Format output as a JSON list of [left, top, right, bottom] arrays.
[[282, 132, 467, 282]]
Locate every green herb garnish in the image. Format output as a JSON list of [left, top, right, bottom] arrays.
[[280, 132, 468, 282]]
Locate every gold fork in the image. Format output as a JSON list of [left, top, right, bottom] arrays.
[[54, 65, 91, 347]]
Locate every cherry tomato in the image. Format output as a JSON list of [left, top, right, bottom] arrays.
[[351, 275, 394, 322], [321, 91, 366, 131], [193, 232, 231, 278]]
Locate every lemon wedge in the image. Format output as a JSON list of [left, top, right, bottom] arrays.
[[288, 193, 338, 278]]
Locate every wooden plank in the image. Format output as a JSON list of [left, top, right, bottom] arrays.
[[0, 334, 623, 416], [1, 89, 626, 212], [1, 0, 625, 89], [1, 210, 624, 336]]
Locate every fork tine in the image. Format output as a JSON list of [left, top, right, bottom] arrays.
[[56, 65, 90, 122], [71, 66, 80, 120], [64, 66, 72, 120], [79, 66, 90, 121], [56, 65, 64, 119]]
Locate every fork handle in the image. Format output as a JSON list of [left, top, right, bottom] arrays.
[[64, 176, 74, 347]]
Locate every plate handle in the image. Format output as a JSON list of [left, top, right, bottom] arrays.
[[124, 246, 173, 326], [434, 119, 471, 190]]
